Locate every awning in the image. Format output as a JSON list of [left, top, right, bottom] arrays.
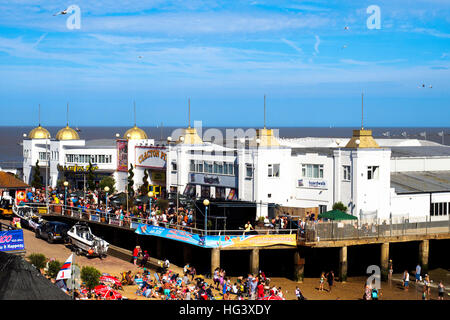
[[318, 209, 358, 221]]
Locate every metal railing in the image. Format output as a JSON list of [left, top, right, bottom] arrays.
[[299, 215, 450, 242], [17, 202, 450, 242]]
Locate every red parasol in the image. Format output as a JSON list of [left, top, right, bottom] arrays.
[[99, 275, 122, 287], [261, 294, 283, 300], [94, 285, 122, 300]]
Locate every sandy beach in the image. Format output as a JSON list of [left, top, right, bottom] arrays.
[[10, 221, 447, 301]]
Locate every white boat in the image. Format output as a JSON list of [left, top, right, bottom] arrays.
[[67, 222, 109, 258], [12, 203, 44, 230]]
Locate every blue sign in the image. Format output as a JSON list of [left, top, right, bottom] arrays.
[[0, 229, 25, 252]]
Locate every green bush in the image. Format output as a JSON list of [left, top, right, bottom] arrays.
[[332, 201, 348, 212], [81, 266, 101, 290], [47, 260, 62, 279], [27, 253, 46, 270]]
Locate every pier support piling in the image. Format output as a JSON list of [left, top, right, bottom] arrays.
[[293, 249, 305, 283], [249, 248, 260, 275], [380, 242, 389, 281], [419, 239, 429, 274], [339, 246, 348, 282], [211, 248, 220, 277]]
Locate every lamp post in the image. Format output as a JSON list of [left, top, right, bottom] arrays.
[[104, 186, 110, 210], [148, 191, 154, 216], [63, 181, 69, 208], [203, 199, 210, 236]]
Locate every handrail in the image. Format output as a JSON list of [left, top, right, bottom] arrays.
[[17, 202, 450, 242]]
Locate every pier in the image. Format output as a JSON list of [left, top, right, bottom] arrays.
[[37, 204, 450, 281]]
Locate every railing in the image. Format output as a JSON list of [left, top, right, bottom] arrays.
[[20, 202, 450, 242], [39, 203, 298, 237], [299, 215, 450, 242]]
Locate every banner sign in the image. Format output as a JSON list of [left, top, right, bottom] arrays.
[[135, 147, 167, 169], [135, 224, 296, 248], [117, 140, 128, 172], [0, 229, 25, 252], [15, 190, 26, 205], [298, 179, 327, 189]]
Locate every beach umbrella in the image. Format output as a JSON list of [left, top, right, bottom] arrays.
[[262, 295, 283, 300], [94, 285, 122, 300], [99, 275, 122, 287]]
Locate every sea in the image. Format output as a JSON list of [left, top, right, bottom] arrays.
[[0, 126, 449, 167]]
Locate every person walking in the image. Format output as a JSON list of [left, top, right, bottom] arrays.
[[388, 259, 393, 283], [140, 250, 149, 268], [319, 272, 325, 291], [403, 270, 410, 291], [326, 270, 335, 293], [415, 264, 421, 283], [437, 281, 445, 300], [132, 246, 141, 265]]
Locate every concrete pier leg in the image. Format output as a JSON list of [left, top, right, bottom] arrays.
[[419, 240, 429, 274], [211, 248, 220, 277], [183, 245, 192, 266], [380, 243, 389, 281], [339, 246, 348, 282], [156, 238, 162, 259], [293, 250, 305, 283], [249, 249, 260, 275]]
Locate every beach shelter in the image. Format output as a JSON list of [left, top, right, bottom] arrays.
[[0, 251, 72, 300], [318, 209, 358, 221]]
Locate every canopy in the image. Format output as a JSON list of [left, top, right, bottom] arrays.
[[318, 209, 358, 221], [0, 251, 72, 300]]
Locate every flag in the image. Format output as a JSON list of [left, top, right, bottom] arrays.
[[437, 131, 444, 137], [56, 254, 73, 281]]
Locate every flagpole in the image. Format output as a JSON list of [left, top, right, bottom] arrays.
[[72, 254, 75, 299]]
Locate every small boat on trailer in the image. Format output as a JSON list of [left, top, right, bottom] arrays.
[[67, 222, 109, 258], [12, 203, 44, 230]]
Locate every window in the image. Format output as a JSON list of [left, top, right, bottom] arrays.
[[172, 161, 178, 172], [367, 166, 379, 180], [268, 164, 280, 177], [343, 166, 351, 181], [302, 164, 323, 178], [214, 162, 223, 174], [246, 164, 253, 178], [190, 160, 195, 172], [431, 202, 449, 216], [204, 161, 213, 173], [39, 152, 49, 161]]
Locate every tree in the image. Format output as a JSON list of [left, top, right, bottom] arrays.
[[87, 160, 96, 191], [81, 266, 101, 290], [31, 160, 43, 189], [139, 169, 149, 194], [99, 176, 116, 194], [332, 201, 348, 212], [127, 164, 135, 198]]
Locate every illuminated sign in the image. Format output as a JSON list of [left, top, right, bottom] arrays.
[[58, 164, 99, 172]]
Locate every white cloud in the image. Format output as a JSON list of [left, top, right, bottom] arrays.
[[314, 35, 320, 54]]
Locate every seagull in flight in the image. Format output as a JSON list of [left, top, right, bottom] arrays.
[[344, 26, 349, 30], [53, 8, 69, 16]]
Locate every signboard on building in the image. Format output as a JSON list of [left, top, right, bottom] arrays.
[[135, 146, 167, 169], [117, 140, 128, 172], [298, 179, 327, 189], [57, 164, 99, 172], [189, 173, 237, 188]]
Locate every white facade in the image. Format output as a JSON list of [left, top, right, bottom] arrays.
[[22, 128, 450, 222]]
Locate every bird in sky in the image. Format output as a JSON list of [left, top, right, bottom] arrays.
[[344, 26, 349, 30], [53, 8, 69, 16], [342, 44, 348, 49]]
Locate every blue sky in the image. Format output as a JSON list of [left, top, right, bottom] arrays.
[[0, 0, 449, 127]]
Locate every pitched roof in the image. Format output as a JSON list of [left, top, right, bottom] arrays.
[[0, 171, 29, 189]]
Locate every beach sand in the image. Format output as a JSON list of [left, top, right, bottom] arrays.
[[12, 221, 448, 301]]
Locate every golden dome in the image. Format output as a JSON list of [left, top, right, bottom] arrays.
[[28, 125, 50, 139], [124, 125, 148, 140], [56, 125, 80, 140]]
